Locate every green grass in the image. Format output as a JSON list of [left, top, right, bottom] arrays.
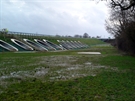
[[0, 72, 134, 101], [99, 55, 135, 70], [0, 45, 135, 100]]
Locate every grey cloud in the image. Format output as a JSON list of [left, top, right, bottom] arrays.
[[0, 0, 110, 37]]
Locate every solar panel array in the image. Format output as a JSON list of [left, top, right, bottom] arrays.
[[0, 39, 89, 52]]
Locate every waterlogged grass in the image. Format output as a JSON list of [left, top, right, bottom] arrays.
[[0, 46, 135, 100], [0, 72, 135, 101]]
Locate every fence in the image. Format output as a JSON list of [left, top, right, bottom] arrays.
[[0, 31, 49, 40]]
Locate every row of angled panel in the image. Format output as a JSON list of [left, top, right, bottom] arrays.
[[0, 39, 62, 52], [0, 39, 89, 52], [57, 40, 89, 50]]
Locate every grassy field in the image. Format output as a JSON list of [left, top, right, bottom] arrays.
[[0, 44, 135, 101]]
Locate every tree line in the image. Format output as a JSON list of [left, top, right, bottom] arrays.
[[105, 0, 135, 55], [56, 33, 101, 39]]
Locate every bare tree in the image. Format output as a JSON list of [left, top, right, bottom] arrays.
[[97, 0, 135, 11], [106, 1, 135, 54], [110, 0, 135, 11]]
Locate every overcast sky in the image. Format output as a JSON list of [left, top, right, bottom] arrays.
[[0, 0, 111, 38]]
